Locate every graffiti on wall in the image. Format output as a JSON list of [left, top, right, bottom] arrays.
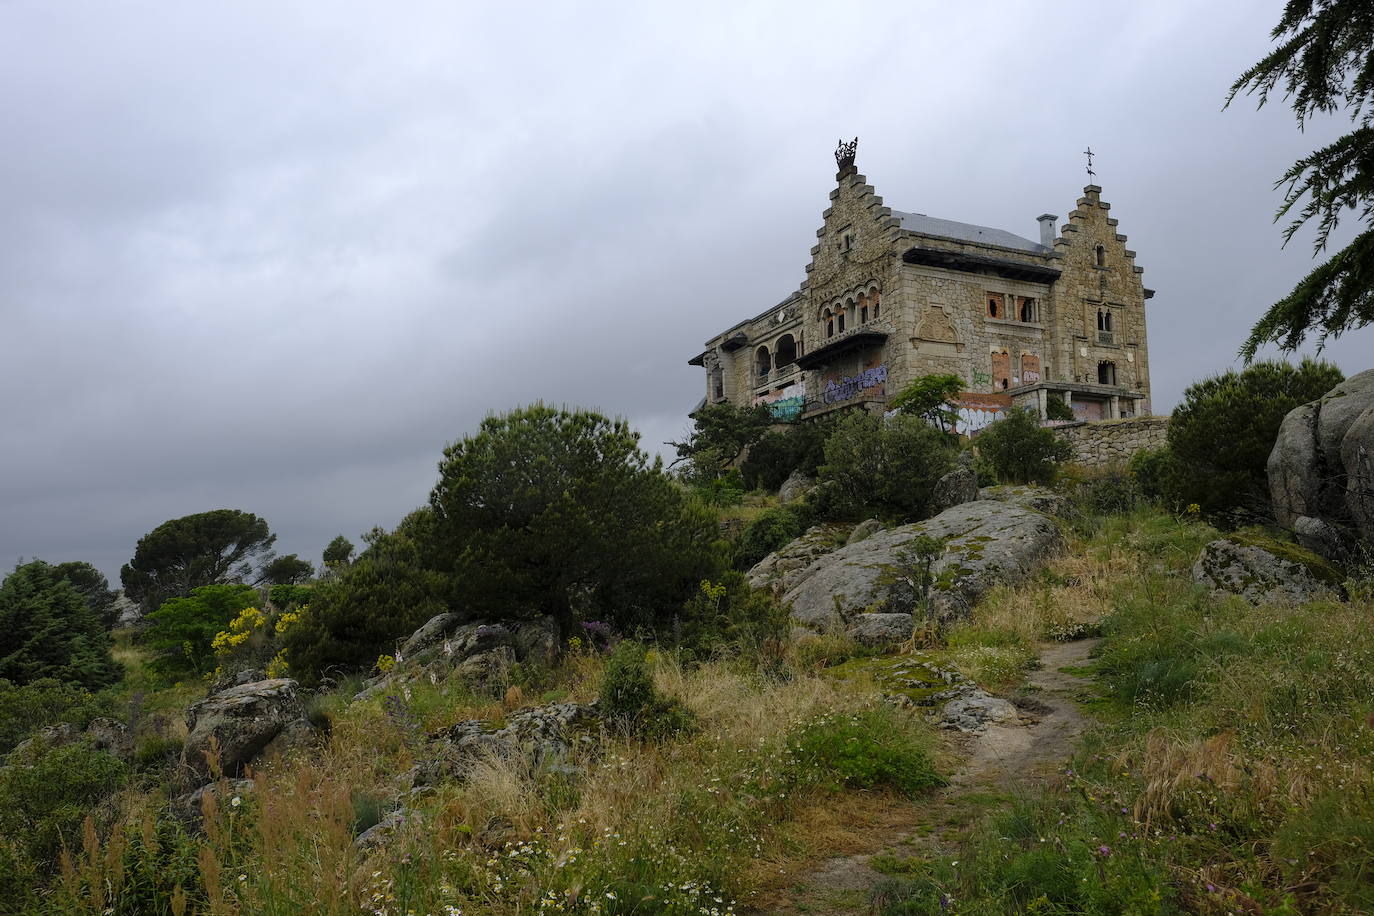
[[753, 382, 806, 421], [822, 364, 887, 404], [971, 370, 992, 387], [954, 392, 1011, 435], [1021, 354, 1041, 384]]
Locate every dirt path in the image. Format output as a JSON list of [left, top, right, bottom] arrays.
[[759, 638, 1100, 915]]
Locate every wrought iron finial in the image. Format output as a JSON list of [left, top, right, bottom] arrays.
[[835, 137, 858, 172], [1083, 145, 1096, 181]]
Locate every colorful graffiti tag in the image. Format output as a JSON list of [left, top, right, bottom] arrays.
[[753, 382, 806, 421], [823, 364, 887, 404]]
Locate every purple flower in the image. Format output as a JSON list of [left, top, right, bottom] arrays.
[[1096, 845, 1112, 857]]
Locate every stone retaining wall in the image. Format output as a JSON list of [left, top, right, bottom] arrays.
[[1054, 415, 1169, 467]]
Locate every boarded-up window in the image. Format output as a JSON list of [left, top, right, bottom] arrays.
[[987, 292, 1004, 319], [1021, 354, 1041, 383], [991, 350, 1012, 390]]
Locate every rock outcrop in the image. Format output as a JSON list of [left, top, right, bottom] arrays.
[[8, 717, 130, 761], [357, 615, 561, 700], [1269, 368, 1374, 552], [758, 498, 1064, 631], [778, 469, 815, 505], [1192, 535, 1342, 605], [180, 678, 316, 783], [930, 467, 979, 514], [414, 701, 599, 787]]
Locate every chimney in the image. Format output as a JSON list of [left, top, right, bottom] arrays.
[[1037, 214, 1057, 249]]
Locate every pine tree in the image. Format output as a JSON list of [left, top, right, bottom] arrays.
[[1230, 0, 1374, 359], [0, 561, 121, 690]]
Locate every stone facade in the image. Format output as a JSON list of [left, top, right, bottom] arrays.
[[1053, 416, 1169, 467], [690, 144, 1155, 429]]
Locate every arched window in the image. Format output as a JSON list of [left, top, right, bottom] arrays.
[[755, 346, 771, 379], [1095, 245, 1106, 267], [872, 291, 881, 319], [837, 305, 846, 333], [1098, 360, 1117, 385], [824, 308, 834, 338], [775, 334, 797, 368], [710, 366, 724, 400]]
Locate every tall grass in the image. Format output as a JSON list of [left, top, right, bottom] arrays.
[[874, 507, 1374, 914]]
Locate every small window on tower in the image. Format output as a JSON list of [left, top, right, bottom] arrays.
[[1095, 245, 1106, 267]]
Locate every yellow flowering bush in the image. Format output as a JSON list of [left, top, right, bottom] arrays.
[[211, 607, 267, 655]]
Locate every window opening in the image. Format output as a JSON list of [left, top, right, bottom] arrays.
[[824, 308, 834, 338], [775, 334, 797, 368], [1095, 245, 1106, 267], [987, 292, 1004, 319], [755, 346, 771, 379], [1018, 296, 1036, 322], [1097, 360, 1117, 385]]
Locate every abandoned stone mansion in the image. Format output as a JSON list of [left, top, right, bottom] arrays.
[[689, 142, 1154, 430]]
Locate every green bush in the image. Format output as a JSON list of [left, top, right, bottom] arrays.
[[1127, 446, 1171, 502], [0, 739, 128, 877], [1164, 358, 1343, 524], [267, 582, 313, 610], [734, 506, 806, 570], [143, 583, 258, 680], [281, 523, 447, 687], [428, 405, 722, 636], [816, 412, 956, 520], [0, 560, 122, 691], [0, 677, 117, 756], [598, 641, 695, 739], [974, 408, 1071, 484], [789, 706, 943, 797], [739, 418, 835, 492], [677, 572, 790, 660], [1045, 394, 1076, 421]]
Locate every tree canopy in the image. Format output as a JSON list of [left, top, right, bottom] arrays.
[[51, 562, 120, 630], [890, 373, 964, 433], [429, 405, 721, 634], [668, 402, 774, 483], [321, 535, 355, 572], [0, 561, 121, 690], [120, 509, 276, 614], [143, 583, 259, 680], [1230, 0, 1374, 359], [1164, 358, 1344, 522], [258, 554, 314, 585], [975, 408, 1072, 485]]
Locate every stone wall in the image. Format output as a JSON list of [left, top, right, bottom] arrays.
[[1054, 415, 1168, 467]]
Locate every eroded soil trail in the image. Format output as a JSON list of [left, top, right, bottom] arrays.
[[759, 638, 1100, 915]]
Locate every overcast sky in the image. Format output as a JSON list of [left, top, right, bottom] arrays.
[[3, 0, 1369, 582]]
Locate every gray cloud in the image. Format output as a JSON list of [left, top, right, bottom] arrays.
[[2, 0, 1369, 581]]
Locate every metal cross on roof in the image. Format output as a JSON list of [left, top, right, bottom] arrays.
[[1083, 146, 1096, 181]]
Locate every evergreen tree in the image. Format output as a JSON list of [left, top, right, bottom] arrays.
[[429, 405, 721, 635], [0, 561, 121, 690], [1164, 359, 1344, 522], [1230, 1, 1374, 358], [120, 509, 276, 614]]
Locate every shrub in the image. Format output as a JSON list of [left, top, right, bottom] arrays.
[[598, 641, 694, 739], [267, 582, 313, 610], [0, 561, 122, 691], [142, 583, 258, 680], [428, 405, 722, 636], [974, 408, 1071, 484], [0, 739, 128, 877], [739, 417, 835, 492], [0, 677, 116, 756], [676, 572, 790, 660], [1127, 446, 1171, 502], [281, 523, 447, 687], [1045, 394, 1076, 421], [789, 706, 944, 797], [734, 506, 805, 570], [816, 411, 956, 520], [1164, 358, 1343, 524]]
